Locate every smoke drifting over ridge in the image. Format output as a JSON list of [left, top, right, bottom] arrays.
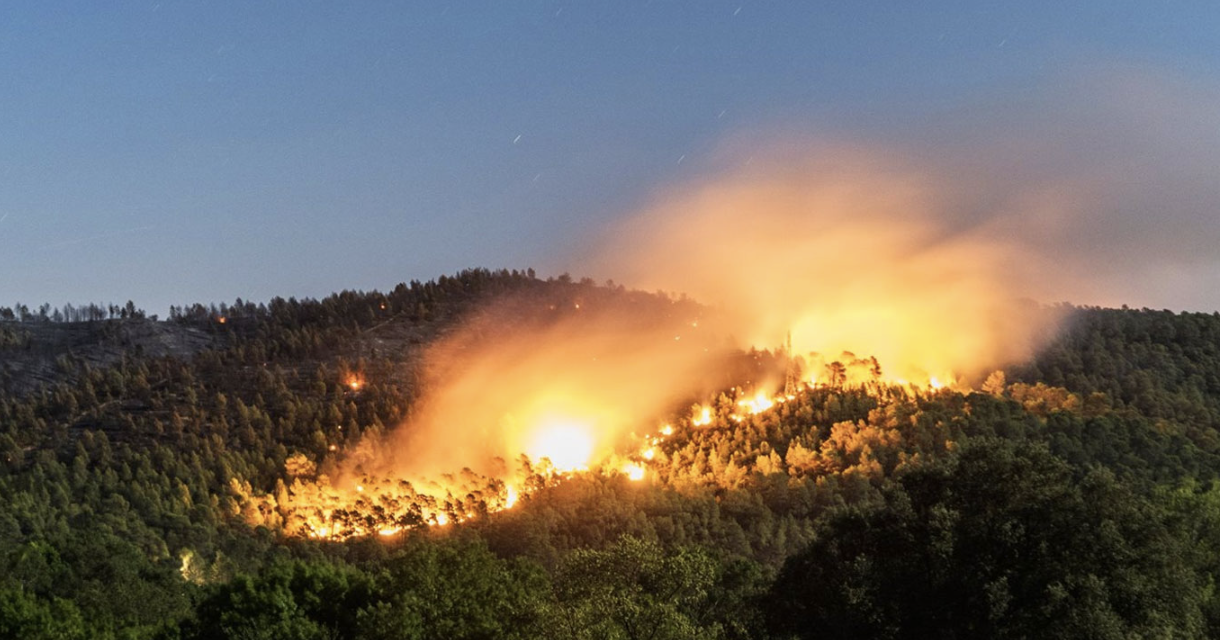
[[332, 68, 1219, 503], [579, 67, 1220, 378], [357, 289, 733, 482], [588, 149, 1057, 387]]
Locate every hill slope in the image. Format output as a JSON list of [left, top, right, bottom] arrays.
[[3, 269, 1220, 639]]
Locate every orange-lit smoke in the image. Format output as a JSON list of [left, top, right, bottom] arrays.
[[359, 291, 732, 483], [587, 148, 1062, 386]]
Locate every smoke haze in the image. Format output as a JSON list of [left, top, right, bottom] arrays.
[[361, 67, 1220, 482]]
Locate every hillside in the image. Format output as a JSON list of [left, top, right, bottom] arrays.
[[3, 269, 1220, 639]]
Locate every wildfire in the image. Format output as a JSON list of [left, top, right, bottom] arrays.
[[526, 419, 596, 472], [621, 462, 646, 481], [269, 347, 972, 542], [250, 149, 1077, 542], [738, 391, 774, 415]]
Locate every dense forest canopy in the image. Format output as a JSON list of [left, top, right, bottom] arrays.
[[3, 268, 1220, 639]]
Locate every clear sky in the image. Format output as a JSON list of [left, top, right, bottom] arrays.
[[2, 2, 1218, 314]]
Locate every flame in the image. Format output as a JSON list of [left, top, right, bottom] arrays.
[[525, 419, 595, 472], [738, 390, 774, 415], [621, 462, 646, 481], [262, 145, 1084, 540]]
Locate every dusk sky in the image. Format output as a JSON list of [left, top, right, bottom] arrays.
[[3, 2, 1219, 314]]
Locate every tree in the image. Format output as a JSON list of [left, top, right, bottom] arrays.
[[543, 536, 728, 640], [0, 588, 88, 640], [766, 439, 1205, 639], [183, 559, 369, 640], [354, 539, 547, 640]]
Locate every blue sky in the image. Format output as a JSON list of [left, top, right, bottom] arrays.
[[2, 2, 1218, 313]]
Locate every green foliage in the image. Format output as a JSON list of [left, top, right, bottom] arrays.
[[183, 558, 369, 640], [353, 538, 548, 640], [0, 587, 88, 640], [542, 536, 725, 640], [766, 439, 1204, 639]]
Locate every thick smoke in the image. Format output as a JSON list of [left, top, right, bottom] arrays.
[[586, 148, 1058, 386], [365, 66, 1219, 481], [362, 289, 731, 480]]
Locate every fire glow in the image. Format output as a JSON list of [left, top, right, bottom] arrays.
[[527, 419, 596, 472], [263, 149, 1067, 540]]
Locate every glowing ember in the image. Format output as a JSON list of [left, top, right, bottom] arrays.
[[345, 375, 364, 391]]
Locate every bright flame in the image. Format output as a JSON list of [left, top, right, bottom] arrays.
[[346, 375, 364, 391], [526, 420, 595, 472], [505, 484, 519, 509], [660, 424, 674, 436], [642, 447, 656, 461], [738, 391, 774, 415], [692, 406, 713, 426], [622, 463, 646, 481]]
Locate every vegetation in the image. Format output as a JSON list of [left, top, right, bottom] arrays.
[[3, 269, 1220, 638]]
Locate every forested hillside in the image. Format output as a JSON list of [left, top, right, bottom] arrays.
[[3, 269, 1220, 639]]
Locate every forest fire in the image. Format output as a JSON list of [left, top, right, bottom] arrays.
[[738, 391, 775, 415], [258, 151, 1069, 541], [526, 419, 596, 472], [268, 363, 968, 541]]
